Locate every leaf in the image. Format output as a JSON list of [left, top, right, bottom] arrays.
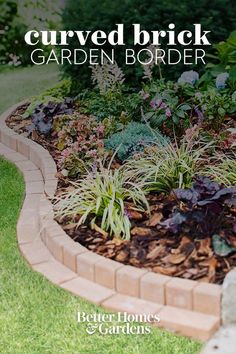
[[172, 114, 180, 124], [91, 223, 108, 237], [198, 238, 213, 257], [128, 210, 143, 220], [131, 227, 151, 237], [208, 257, 218, 283], [115, 250, 129, 262], [163, 253, 186, 265], [180, 104, 192, 111], [153, 265, 177, 276], [146, 245, 164, 260], [62, 223, 77, 231], [212, 234, 236, 256], [147, 212, 163, 226]]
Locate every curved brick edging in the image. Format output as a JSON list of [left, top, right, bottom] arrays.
[[0, 102, 224, 342]]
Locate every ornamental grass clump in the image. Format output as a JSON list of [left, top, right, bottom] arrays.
[[54, 162, 149, 240], [123, 139, 209, 193], [203, 153, 236, 186]]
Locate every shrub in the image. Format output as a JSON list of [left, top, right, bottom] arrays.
[[62, 0, 236, 91], [105, 122, 169, 161], [0, 0, 63, 66], [206, 31, 236, 75], [194, 88, 236, 130], [82, 89, 142, 122], [54, 162, 149, 239], [123, 139, 209, 193]]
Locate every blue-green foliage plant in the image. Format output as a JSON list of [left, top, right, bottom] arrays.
[[105, 122, 169, 162]]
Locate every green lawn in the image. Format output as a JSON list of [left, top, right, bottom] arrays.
[[0, 65, 202, 354], [0, 64, 59, 113]]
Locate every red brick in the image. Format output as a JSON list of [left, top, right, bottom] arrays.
[[61, 277, 115, 304], [15, 160, 38, 171], [33, 260, 77, 284], [44, 222, 67, 244], [44, 179, 58, 198], [3, 151, 27, 163], [63, 242, 88, 272], [140, 272, 171, 304], [193, 283, 222, 316], [23, 170, 43, 183], [0, 129, 17, 150], [95, 258, 124, 289], [39, 197, 54, 229], [23, 194, 40, 211], [44, 173, 57, 180], [116, 266, 148, 297], [0, 143, 13, 155], [19, 240, 52, 265], [157, 305, 220, 341], [76, 251, 104, 281], [41, 158, 57, 176], [166, 278, 197, 310], [47, 235, 73, 262], [29, 143, 49, 170], [102, 294, 163, 316], [17, 217, 39, 244], [26, 181, 44, 194], [16, 136, 30, 158]]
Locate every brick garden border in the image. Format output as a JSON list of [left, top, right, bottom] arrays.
[[1, 101, 230, 343]]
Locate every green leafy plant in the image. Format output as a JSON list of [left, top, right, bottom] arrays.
[[83, 89, 142, 123], [123, 139, 209, 193], [54, 161, 149, 239], [194, 88, 236, 130], [105, 122, 169, 161], [144, 92, 191, 129], [206, 31, 236, 74]]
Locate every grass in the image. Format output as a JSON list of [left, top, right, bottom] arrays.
[[0, 64, 59, 113], [0, 65, 202, 353]]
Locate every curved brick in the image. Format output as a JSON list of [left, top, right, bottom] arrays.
[[166, 278, 197, 310], [61, 277, 115, 304], [33, 260, 77, 284], [140, 272, 171, 305], [102, 293, 163, 316], [116, 266, 148, 297], [0, 102, 224, 342], [95, 258, 124, 289], [157, 306, 220, 341], [194, 283, 221, 316]]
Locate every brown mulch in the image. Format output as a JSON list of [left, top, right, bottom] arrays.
[[6, 104, 236, 284], [56, 190, 236, 285]]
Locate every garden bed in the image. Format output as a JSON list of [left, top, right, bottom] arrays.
[[6, 85, 236, 285], [5, 35, 236, 286]]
